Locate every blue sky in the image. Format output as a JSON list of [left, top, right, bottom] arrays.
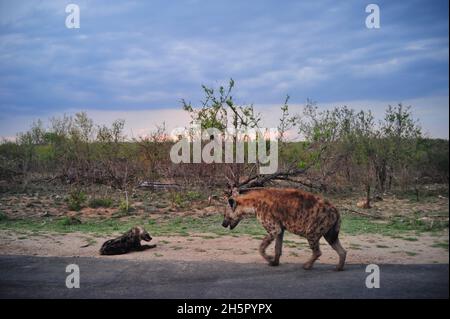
[[0, 0, 448, 138]]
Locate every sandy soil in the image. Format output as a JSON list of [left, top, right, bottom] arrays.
[[333, 194, 449, 219], [0, 230, 448, 265], [1, 186, 448, 265]]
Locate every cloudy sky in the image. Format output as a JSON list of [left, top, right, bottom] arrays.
[[0, 0, 448, 139]]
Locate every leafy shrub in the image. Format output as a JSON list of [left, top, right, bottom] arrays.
[[67, 190, 87, 211], [185, 190, 203, 201], [88, 198, 113, 208], [169, 190, 204, 208], [118, 199, 133, 214], [169, 192, 184, 207]]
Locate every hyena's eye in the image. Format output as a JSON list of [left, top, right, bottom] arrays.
[[228, 198, 237, 210]]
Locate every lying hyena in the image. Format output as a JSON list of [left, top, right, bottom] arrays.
[[100, 226, 156, 255], [222, 188, 347, 270]]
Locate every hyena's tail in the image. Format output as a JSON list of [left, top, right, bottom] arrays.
[[324, 211, 341, 245]]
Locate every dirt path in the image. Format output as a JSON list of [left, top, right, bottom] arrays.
[[0, 230, 448, 265]]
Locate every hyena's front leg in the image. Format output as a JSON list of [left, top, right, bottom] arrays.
[[303, 237, 322, 270], [131, 241, 157, 251], [138, 244, 157, 251], [259, 233, 275, 265], [259, 225, 283, 266]]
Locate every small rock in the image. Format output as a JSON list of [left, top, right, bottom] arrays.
[[41, 211, 51, 217]]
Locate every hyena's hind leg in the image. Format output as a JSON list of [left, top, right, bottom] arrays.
[[100, 240, 129, 255], [303, 237, 322, 270], [324, 220, 347, 271], [259, 225, 284, 266]]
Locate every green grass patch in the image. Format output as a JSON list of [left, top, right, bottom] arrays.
[[0, 214, 266, 237], [389, 235, 405, 240], [431, 241, 449, 250], [341, 214, 448, 236], [199, 235, 218, 239], [395, 186, 449, 202], [59, 216, 82, 226], [402, 237, 418, 242], [0, 212, 8, 221], [0, 213, 447, 239], [405, 251, 418, 256]]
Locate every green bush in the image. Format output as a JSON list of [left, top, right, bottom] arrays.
[[88, 198, 113, 208], [169, 190, 203, 208], [118, 199, 133, 214], [185, 190, 203, 201], [67, 190, 87, 211], [169, 192, 184, 207]]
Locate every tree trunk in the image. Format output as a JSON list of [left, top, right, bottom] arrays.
[[366, 184, 371, 207]]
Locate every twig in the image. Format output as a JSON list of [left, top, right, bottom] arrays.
[[341, 207, 383, 219]]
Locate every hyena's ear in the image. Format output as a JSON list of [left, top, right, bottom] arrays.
[[132, 227, 140, 236], [228, 198, 237, 210]]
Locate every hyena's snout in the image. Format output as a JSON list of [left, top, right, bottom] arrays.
[[222, 218, 230, 228], [222, 218, 240, 230]]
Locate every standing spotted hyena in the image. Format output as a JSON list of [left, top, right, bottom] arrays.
[[222, 188, 347, 270]]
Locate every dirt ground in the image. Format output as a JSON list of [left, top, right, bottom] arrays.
[[1, 184, 448, 265], [1, 184, 448, 221], [0, 230, 448, 265]]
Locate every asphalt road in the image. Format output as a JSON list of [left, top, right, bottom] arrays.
[[0, 255, 448, 298]]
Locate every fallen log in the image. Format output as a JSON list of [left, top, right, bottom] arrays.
[[137, 181, 181, 190]]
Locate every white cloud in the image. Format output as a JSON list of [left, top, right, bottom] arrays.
[[351, 58, 403, 77]]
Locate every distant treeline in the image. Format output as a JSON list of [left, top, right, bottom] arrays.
[[0, 81, 448, 196]]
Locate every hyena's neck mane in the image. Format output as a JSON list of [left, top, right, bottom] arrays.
[[238, 188, 318, 210], [238, 190, 278, 212]]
